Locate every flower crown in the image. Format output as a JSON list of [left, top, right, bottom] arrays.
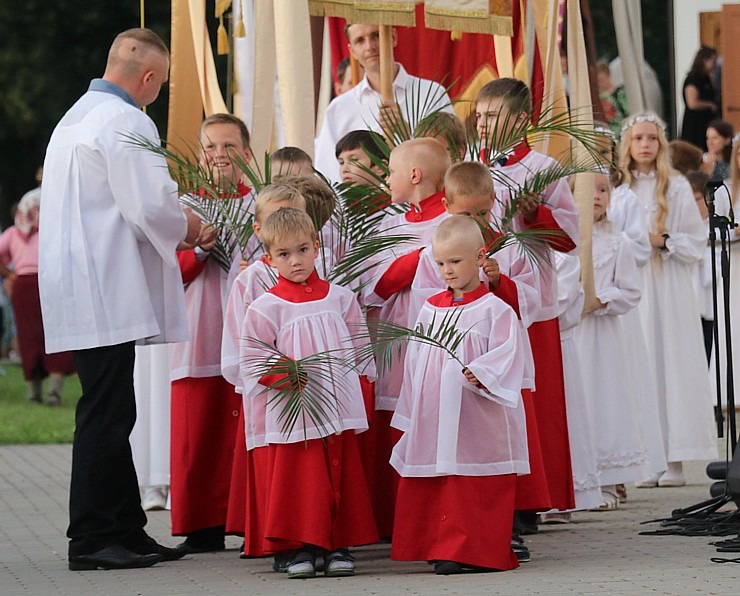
[[621, 113, 666, 137], [594, 124, 615, 140]]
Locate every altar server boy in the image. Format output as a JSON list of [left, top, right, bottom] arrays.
[[390, 215, 530, 574], [239, 208, 377, 579]]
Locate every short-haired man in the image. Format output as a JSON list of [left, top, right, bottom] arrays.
[[39, 28, 205, 571]]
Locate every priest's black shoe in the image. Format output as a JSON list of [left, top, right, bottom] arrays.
[[68, 544, 163, 570], [126, 535, 188, 561]]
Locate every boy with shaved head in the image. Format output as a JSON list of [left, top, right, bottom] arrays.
[[390, 215, 530, 574], [363, 137, 451, 538]]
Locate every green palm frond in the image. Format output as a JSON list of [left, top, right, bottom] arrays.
[[125, 132, 267, 271], [464, 100, 612, 168], [479, 221, 556, 268], [327, 231, 419, 289], [372, 77, 455, 147], [353, 309, 472, 375], [493, 157, 599, 231], [242, 338, 359, 440]]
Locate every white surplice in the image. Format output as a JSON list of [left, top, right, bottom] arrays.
[[239, 282, 371, 447], [39, 86, 188, 352], [490, 149, 580, 321], [390, 289, 530, 477]]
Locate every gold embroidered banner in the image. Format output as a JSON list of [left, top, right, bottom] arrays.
[[309, 0, 512, 32], [425, 0, 512, 36]]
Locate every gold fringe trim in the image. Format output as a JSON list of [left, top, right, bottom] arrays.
[[307, 1, 355, 19], [425, 12, 512, 37], [217, 15, 229, 55], [351, 8, 415, 27]]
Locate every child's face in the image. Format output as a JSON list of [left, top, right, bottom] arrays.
[[337, 148, 376, 184], [629, 122, 660, 170], [266, 232, 319, 284], [200, 123, 251, 187], [443, 192, 493, 223], [433, 238, 485, 294], [694, 191, 709, 220], [387, 150, 415, 203], [593, 174, 610, 222], [475, 97, 526, 151]]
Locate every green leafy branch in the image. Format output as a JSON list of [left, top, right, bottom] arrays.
[[242, 338, 360, 440], [353, 308, 474, 376]]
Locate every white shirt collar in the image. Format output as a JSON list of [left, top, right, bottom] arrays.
[[354, 63, 410, 99]]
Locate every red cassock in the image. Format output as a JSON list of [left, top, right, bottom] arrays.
[[170, 375, 241, 534], [239, 273, 379, 552]]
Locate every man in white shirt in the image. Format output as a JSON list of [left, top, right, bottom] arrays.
[[314, 23, 453, 183], [39, 28, 204, 571]]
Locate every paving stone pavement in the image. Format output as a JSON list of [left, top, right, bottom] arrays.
[[1, 443, 739, 595]]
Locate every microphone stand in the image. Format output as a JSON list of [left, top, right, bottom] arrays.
[[708, 181, 734, 443]]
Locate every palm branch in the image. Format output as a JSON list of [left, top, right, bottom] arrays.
[[242, 338, 359, 440], [492, 156, 599, 230], [124, 132, 267, 270], [478, 220, 557, 268], [464, 100, 612, 168], [373, 76, 456, 147], [353, 308, 473, 376]]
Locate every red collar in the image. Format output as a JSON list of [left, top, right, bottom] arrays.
[[427, 282, 489, 307], [404, 189, 447, 223], [480, 141, 532, 168], [268, 270, 330, 303], [197, 181, 252, 199]]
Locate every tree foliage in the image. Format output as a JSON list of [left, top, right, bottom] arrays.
[[0, 1, 170, 227]]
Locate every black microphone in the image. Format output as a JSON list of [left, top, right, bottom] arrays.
[[704, 179, 724, 209]]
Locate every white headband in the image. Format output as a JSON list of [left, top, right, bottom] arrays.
[[621, 113, 666, 137], [594, 125, 615, 140]]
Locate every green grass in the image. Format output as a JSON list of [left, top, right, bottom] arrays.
[[0, 362, 81, 444]]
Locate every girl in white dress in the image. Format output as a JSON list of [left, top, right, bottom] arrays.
[[620, 114, 717, 487], [595, 124, 667, 495], [574, 173, 646, 508]]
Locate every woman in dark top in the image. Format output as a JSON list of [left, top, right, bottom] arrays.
[[680, 46, 718, 151], [701, 119, 733, 181]]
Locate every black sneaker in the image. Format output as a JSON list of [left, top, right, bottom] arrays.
[[512, 542, 531, 563], [434, 560, 463, 575], [177, 526, 226, 553]]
